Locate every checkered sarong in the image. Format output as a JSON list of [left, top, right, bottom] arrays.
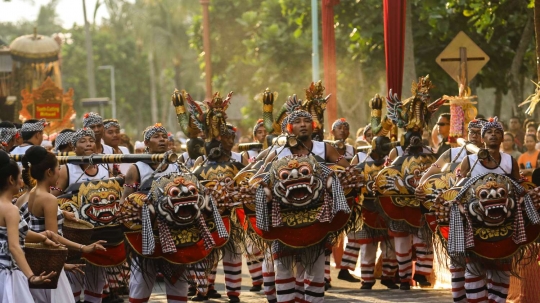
[[316, 165, 350, 223], [158, 220, 177, 254], [209, 194, 228, 239], [255, 175, 271, 231], [198, 216, 215, 250], [448, 203, 465, 257], [513, 201, 526, 244], [141, 204, 155, 255]]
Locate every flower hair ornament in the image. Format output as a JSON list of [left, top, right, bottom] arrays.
[[143, 123, 168, 141]]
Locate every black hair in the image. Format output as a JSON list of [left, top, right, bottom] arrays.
[[0, 121, 15, 128], [56, 129, 76, 151], [475, 114, 485, 119], [440, 113, 451, 120], [0, 151, 20, 191], [21, 146, 58, 184], [13, 123, 22, 129], [525, 133, 537, 143], [503, 132, 517, 151], [21, 119, 42, 141]]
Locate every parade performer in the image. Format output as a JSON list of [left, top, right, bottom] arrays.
[[118, 123, 186, 302], [329, 118, 355, 161], [375, 75, 445, 290], [83, 112, 114, 154], [52, 128, 117, 303], [430, 117, 540, 303], [181, 92, 244, 303], [103, 118, 131, 176], [11, 119, 48, 155], [178, 137, 205, 169], [0, 150, 60, 303], [54, 129, 75, 153], [339, 97, 398, 289], [21, 146, 107, 303], [239, 119, 266, 163], [248, 103, 357, 302], [0, 122, 19, 152]]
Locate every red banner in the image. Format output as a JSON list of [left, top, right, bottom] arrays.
[[35, 103, 61, 120], [384, 0, 407, 99]]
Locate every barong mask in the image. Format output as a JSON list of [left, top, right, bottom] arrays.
[[78, 180, 123, 226], [270, 155, 324, 208], [152, 174, 206, 226], [467, 175, 515, 227]]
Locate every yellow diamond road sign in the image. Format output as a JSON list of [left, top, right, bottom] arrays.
[[436, 31, 489, 83]]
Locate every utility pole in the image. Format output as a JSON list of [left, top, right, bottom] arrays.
[[82, 0, 97, 100], [200, 0, 213, 100]]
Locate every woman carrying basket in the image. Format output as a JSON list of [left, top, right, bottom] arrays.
[[0, 150, 58, 302], [21, 146, 107, 303]]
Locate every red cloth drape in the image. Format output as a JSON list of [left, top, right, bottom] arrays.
[[322, 0, 339, 132], [383, 0, 407, 99]]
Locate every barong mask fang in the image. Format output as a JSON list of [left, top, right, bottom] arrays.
[[467, 175, 515, 227], [152, 174, 206, 226], [271, 156, 323, 207], [79, 181, 122, 226]]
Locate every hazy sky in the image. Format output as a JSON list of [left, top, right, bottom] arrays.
[[0, 0, 111, 27]]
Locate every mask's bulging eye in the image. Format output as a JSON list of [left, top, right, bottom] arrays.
[[108, 194, 116, 202], [91, 197, 100, 204], [479, 190, 489, 199], [279, 170, 289, 179], [168, 187, 180, 197]]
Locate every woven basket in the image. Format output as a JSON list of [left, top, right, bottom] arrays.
[[63, 220, 94, 262], [24, 243, 68, 289]]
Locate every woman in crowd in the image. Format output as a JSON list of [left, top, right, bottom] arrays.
[[518, 134, 540, 182], [501, 132, 522, 159], [22, 146, 106, 303], [0, 150, 57, 303]]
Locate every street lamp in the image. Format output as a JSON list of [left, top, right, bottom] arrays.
[[98, 65, 116, 119]]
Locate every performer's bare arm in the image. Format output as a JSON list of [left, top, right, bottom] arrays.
[[241, 152, 249, 166], [511, 157, 521, 181], [119, 164, 140, 204], [325, 143, 350, 167], [418, 149, 451, 186], [51, 165, 68, 196], [459, 155, 471, 179]]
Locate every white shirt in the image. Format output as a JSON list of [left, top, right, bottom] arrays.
[[277, 141, 326, 160], [468, 152, 513, 177]]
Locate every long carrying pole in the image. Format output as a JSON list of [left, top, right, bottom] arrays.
[[311, 0, 320, 82], [10, 153, 178, 165]]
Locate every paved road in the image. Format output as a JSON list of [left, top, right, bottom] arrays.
[[140, 261, 453, 303]]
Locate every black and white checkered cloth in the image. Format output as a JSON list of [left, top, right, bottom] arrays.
[[316, 165, 350, 222], [0, 127, 17, 145], [255, 175, 271, 231], [54, 131, 74, 151], [28, 206, 64, 236], [103, 119, 120, 129], [82, 112, 103, 128], [21, 119, 47, 133], [448, 204, 465, 256], [197, 216, 216, 250], [141, 203, 155, 255], [157, 220, 177, 254], [143, 124, 168, 141], [71, 128, 95, 147], [209, 194, 228, 239]]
